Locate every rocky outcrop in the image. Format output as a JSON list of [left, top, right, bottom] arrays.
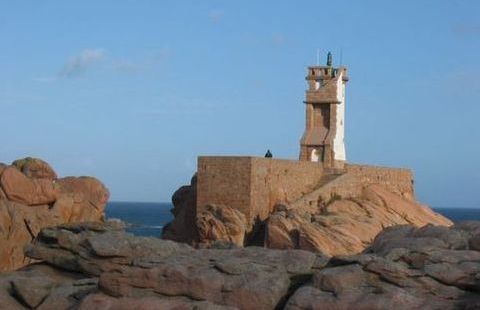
[[161, 174, 198, 243], [197, 204, 249, 247], [1, 167, 57, 206], [164, 174, 452, 255], [22, 222, 327, 309], [0, 157, 109, 272], [265, 184, 452, 256], [12, 157, 57, 180], [285, 222, 480, 309], [1, 222, 479, 309]]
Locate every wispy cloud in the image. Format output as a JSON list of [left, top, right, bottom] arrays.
[[208, 9, 225, 23], [34, 47, 170, 82], [110, 48, 170, 73], [59, 48, 106, 78]]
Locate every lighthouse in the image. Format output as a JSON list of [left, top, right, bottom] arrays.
[[299, 52, 349, 169]]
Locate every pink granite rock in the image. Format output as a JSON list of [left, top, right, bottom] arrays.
[[0, 157, 109, 272], [0, 221, 475, 309]]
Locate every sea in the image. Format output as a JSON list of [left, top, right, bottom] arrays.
[[105, 202, 480, 237]]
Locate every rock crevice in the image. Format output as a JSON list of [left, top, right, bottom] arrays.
[[1, 222, 480, 309], [0, 157, 109, 272]]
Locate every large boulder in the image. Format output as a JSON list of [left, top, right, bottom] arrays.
[[265, 184, 452, 256], [0, 167, 57, 205], [0, 157, 109, 272], [285, 222, 480, 309], [196, 204, 249, 247], [12, 157, 57, 180], [20, 222, 327, 310], [162, 174, 198, 243], [53, 177, 109, 222], [0, 263, 98, 310]]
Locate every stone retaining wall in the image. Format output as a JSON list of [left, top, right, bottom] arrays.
[[197, 157, 324, 225], [197, 157, 414, 226]]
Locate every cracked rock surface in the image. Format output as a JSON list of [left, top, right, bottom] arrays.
[[163, 174, 452, 256], [285, 223, 480, 310], [265, 184, 453, 256], [1, 221, 480, 309], [0, 157, 109, 272]]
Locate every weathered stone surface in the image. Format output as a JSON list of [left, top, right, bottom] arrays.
[[56, 177, 109, 210], [162, 174, 198, 243], [0, 263, 97, 310], [78, 293, 236, 310], [54, 176, 109, 222], [0, 164, 7, 200], [165, 171, 451, 257], [2, 222, 480, 309], [11, 274, 57, 308], [285, 223, 480, 310], [0, 186, 6, 200], [0, 157, 109, 272], [0, 167, 57, 205], [265, 184, 452, 256], [21, 223, 326, 309], [197, 204, 249, 247], [12, 157, 57, 180]]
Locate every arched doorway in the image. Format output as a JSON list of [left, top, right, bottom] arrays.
[[311, 149, 320, 162]]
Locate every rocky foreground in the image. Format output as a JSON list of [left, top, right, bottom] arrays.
[[0, 157, 109, 272], [1, 221, 479, 309]]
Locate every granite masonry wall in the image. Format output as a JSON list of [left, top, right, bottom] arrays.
[[249, 157, 324, 222], [197, 157, 415, 226], [197, 157, 324, 225], [197, 157, 252, 222], [345, 164, 414, 198], [290, 164, 414, 210]]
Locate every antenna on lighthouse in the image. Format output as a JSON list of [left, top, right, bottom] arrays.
[[316, 48, 320, 66]]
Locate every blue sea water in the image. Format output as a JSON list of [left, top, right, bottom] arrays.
[[106, 202, 173, 237], [434, 208, 480, 222], [105, 202, 480, 237]]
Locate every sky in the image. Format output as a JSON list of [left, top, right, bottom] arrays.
[[0, 1, 479, 207]]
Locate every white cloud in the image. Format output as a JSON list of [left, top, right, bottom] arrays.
[[59, 48, 106, 78], [208, 9, 225, 23]]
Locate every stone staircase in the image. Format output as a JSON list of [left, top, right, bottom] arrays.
[[289, 169, 347, 210]]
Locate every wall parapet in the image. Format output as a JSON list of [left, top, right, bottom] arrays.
[[345, 164, 414, 198]]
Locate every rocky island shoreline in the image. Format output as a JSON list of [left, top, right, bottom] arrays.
[[0, 157, 479, 309]]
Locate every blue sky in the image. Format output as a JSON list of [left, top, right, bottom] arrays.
[[0, 1, 479, 207]]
